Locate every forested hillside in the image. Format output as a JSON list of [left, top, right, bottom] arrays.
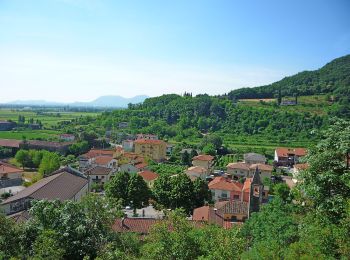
[[227, 54, 350, 100]]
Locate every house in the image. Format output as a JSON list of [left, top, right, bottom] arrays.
[[93, 156, 117, 169], [59, 134, 75, 142], [196, 170, 265, 223], [193, 201, 249, 225], [249, 164, 273, 180], [0, 121, 16, 131], [166, 144, 174, 156], [136, 134, 158, 140], [192, 155, 215, 173], [0, 139, 22, 154], [274, 147, 307, 166], [1, 167, 88, 215], [227, 162, 250, 178], [185, 166, 208, 180], [122, 140, 134, 152], [79, 148, 116, 170], [292, 163, 308, 180], [138, 170, 159, 188], [134, 139, 167, 162], [118, 152, 147, 173], [244, 153, 266, 164], [84, 165, 114, 189], [0, 161, 24, 188], [208, 169, 267, 208], [20, 140, 73, 155]]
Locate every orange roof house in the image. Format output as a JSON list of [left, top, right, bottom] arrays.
[[274, 147, 307, 166]]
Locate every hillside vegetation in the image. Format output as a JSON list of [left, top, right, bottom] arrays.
[[227, 54, 350, 100]]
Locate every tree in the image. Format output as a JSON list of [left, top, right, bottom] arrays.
[[105, 172, 130, 206], [152, 174, 173, 209], [192, 178, 212, 208], [273, 183, 291, 202], [0, 214, 20, 259], [202, 143, 216, 156], [38, 152, 60, 175], [170, 174, 194, 213], [15, 149, 30, 169], [32, 230, 65, 260], [299, 119, 350, 222], [127, 174, 150, 214], [181, 150, 191, 166]]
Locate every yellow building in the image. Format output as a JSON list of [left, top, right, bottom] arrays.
[[134, 139, 167, 162]]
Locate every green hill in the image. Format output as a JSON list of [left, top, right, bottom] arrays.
[[227, 54, 350, 100]]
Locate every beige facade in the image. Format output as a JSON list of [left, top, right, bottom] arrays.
[[134, 139, 167, 162]]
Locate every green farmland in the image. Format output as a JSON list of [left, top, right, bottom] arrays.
[[0, 109, 100, 127]]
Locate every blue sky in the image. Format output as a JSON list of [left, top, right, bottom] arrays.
[[0, 0, 349, 102]]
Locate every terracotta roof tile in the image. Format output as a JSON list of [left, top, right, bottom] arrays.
[[0, 139, 22, 148], [227, 162, 250, 170], [276, 147, 307, 157], [192, 155, 215, 161], [112, 218, 160, 234], [94, 156, 115, 165], [0, 161, 23, 175], [249, 163, 273, 171], [138, 171, 158, 181], [134, 139, 166, 145], [208, 177, 243, 192]]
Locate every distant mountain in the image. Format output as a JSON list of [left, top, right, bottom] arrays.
[[227, 54, 350, 99], [72, 95, 149, 107], [5, 95, 149, 108]]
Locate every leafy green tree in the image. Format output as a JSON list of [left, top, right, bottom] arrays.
[[299, 119, 350, 221], [128, 174, 150, 214], [192, 178, 212, 208], [152, 174, 173, 209], [170, 174, 194, 213], [15, 149, 30, 169], [273, 182, 291, 202], [32, 230, 65, 260], [181, 150, 191, 166], [0, 214, 20, 259], [142, 209, 200, 260], [202, 143, 216, 156], [38, 151, 60, 175], [105, 172, 130, 206]]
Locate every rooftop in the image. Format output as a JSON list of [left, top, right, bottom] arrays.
[[192, 154, 215, 161], [0, 161, 24, 174], [138, 170, 159, 181], [134, 139, 166, 145], [276, 147, 307, 157], [2, 167, 88, 205]]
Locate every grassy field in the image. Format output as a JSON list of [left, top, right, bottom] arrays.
[[0, 109, 100, 141], [238, 95, 331, 115], [0, 109, 100, 127], [0, 129, 60, 140]]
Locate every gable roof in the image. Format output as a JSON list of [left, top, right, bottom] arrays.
[[249, 163, 273, 171], [208, 177, 243, 192], [94, 156, 115, 165], [276, 147, 307, 157], [82, 149, 115, 159], [138, 170, 158, 181], [227, 162, 250, 170], [85, 165, 113, 176], [2, 167, 88, 205], [0, 139, 22, 148], [192, 155, 215, 161], [0, 161, 24, 174]]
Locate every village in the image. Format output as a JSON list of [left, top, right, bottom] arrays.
[[0, 128, 308, 234]]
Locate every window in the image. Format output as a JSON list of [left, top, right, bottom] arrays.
[[221, 191, 228, 198], [233, 195, 240, 200]]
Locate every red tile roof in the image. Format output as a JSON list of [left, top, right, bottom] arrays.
[[276, 147, 307, 157], [193, 206, 210, 221], [112, 218, 160, 234], [249, 163, 273, 171], [192, 155, 215, 161], [83, 149, 115, 159], [208, 177, 243, 192], [0, 161, 24, 175], [294, 163, 309, 171], [94, 156, 115, 165], [0, 139, 22, 148], [135, 162, 148, 169], [134, 139, 166, 145], [138, 171, 158, 181]]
